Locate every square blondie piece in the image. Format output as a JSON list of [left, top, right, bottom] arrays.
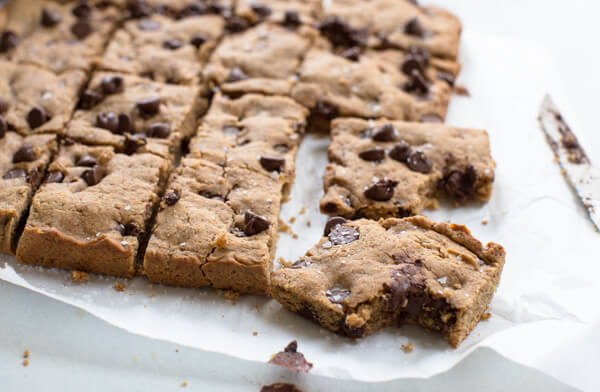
[[143, 157, 283, 294], [16, 142, 170, 277], [0, 61, 87, 136], [0, 1, 120, 73], [99, 14, 225, 85], [322, 0, 462, 60], [320, 119, 495, 219], [66, 72, 202, 159], [271, 216, 506, 347], [236, 0, 322, 26], [203, 23, 317, 96], [189, 93, 308, 189], [0, 131, 57, 254], [291, 47, 460, 132]]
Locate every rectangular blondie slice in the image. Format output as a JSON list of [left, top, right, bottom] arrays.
[[0, 61, 86, 136], [98, 13, 225, 85], [271, 216, 505, 347], [16, 142, 170, 277], [66, 72, 202, 159], [0, 131, 57, 255], [143, 157, 283, 294], [320, 119, 495, 219]]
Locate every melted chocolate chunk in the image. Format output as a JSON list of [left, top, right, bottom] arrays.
[[364, 179, 398, 201], [283, 10, 301, 29], [0, 31, 19, 53], [45, 171, 64, 184], [323, 216, 347, 236], [81, 165, 105, 186], [259, 155, 285, 172], [406, 151, 433, 173], [225, 16, 250, 33], [72, 3, 92, 18], [79, 90, 103, 109], [41, 8, 62, 27], [358, 147, 385, 162], [117, 113, 133, 134], [190, 33, 208, 48], [389, 141, 412, 163], [125, 222, 140, 236], [443, 164, 477, 201], [2, 168, 27, 180], [341, 46, 361, 61], [371, 123, 397, 142], [76, 155, 97, 167], [164, 189, 180, 206], [137, 97, 161, 119], [71, 20, 92, 40], [128, 0, 153, 18], [26, 107, 50, 129], [123, 133, 147, 155], [96, 112, 119, 132], [163, 38, 184, 50], [401, 53, 425, 76], [12, 145, 37, 163], [326, 287, 350, 304], [404, 68, 429, 95], [404, 17, 424, 38], [314, 100, 339, 119], [101, 76, 124, 95], [244, 210, 270, 236], [317, 17, 367, 48], [251, 3, 272, 17], [115, 223, 127, 236], [146, 122, 170, 138], [179, 3, 208, 18], [328, 224, 359, 245], [260, 383, 302, 392], [0, 97, 8, 113], [268, 341, 313, 373]]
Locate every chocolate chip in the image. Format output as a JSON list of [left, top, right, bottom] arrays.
[[317, 17, 367, 48], [79, 90, 103, 109], [163, 38, 183, 50], [71, 20, 92, 40], [406, 151, 433, 173], [81, 165, 104, 186], [0, 97, 8, 113], [72, 3, 92, 18], [2, 168, 27, 180], [128, 0, 153, 18], [404, 17, 424, 38], [283, 10, 301, 29], [12, 145, 37, 163], [179, 3, 208, 18], [190, 33, 208, 47], [251, 3, 272, 17], [328, 224, 359, 245], [314, 101, 339, 119], [138, 18, 160, 31], [26, 107, 50, 129], [389, 141, 412, 162], [443, 164, 477, 201], [208, 4, 231, 17], [0, 31, 19, 53], [118, 113, 133, 134], [437, 71, 455, 86], [226, 67, 248, 83], [76, 155, 97, 167], [45, 171, 64, 184], [290, 259, 311, 269], [115, 223, 126, 236], [146, 122, 170, 138], [326, 288, 350, 304], [401, 54, 424, 76], [420, 114, 442, 123], [0, 115, 6, 138], [125, 222, 140, 236], [96, 112, 119, 133], [100, 76, 124, 95], [358, 147, 385, 162], [225, 16, 250, 33], [404, 69, 429, 95], [41, 8, 62, 27], [243, 210, 270, 236], [364, 179, 398, 201], [383, 274, 411, 311], [268, 341, 313, 373], [372, 123, 397, 142], [123, 133, 147, 155], [341, 46, 360, 61], [259, 155, 285, 173], [323, 216, 347, 236], [137, 97, 161, 119], [164, 189, 180, 206]]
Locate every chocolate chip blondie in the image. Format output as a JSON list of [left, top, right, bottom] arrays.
[[320, 119, 495, 218], [16, 141, 170, 277], [0, 130, 57, 254], [271, 216, 505, 347], [98, 13, 225, 85]]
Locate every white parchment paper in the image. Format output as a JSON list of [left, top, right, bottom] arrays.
[[1, 31, 598, 390]]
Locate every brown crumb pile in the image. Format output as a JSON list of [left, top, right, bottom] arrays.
[[71, 271, 90, 283], [401, 342, 414, 353], [113, 282, 126, 292], [481, 312, 492, 321], [223, 290, 239, 304]]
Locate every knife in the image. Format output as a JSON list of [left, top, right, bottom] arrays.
[[538, 95, 600, 231]]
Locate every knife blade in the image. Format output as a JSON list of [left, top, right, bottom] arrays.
[[538, 95, 600, 231]]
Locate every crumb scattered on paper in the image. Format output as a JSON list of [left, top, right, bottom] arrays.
[[306, 220, 311, 227], [481, 312, 492, 321], [223, 290, 239, 304], [401, 343, 414, 353], [181, 381, 187, 387], [278, 219, 293, 234], [71, 271, 89, 283], [289, 216, 296, 223], [23, 359, 29, 367], [253, 331, 258, 336], [298, 207, 306, 215], [150, 292, 156, 297], [23, 350, 30, 359], [454, 85, 470, 96], [113, 282, 126, 292], [269, 341, 313, 372], [278, 257, 292, 267], [481, 220, 489, 226], [261, 383, 303, 392], [292, 233, 299, 239]]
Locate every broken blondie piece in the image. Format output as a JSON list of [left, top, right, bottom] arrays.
[[320, 118, 495, 219], [270, 216, 505, 347]]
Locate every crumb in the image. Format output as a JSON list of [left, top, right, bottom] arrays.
[[175, 349, 179, 353], [292, 233, 299, 239], [454, 85, 470, 96], [278, 219, 293, 234], [71, 270, 89, 283], [150, 292, 156, 297], [113, 282, 126, 292], [261, 383, 302, 392], [253, 331, 258, 336], [289, 216, 296, 223], [298, 207, 306, 215], [553, 156, 559, 163], [481, 220, 488, 226], [452, 283, 462, 289], [401, 342, 414, 353], [181, 381, 187, 387], [560, 169, 566, 175], [214, 232, 227, 248], [23, 359, 29, 367], [306, 220, 311, 227], [223, 290, 239, 304], [278, 257, 292, 267], [23, 350, 30, 359], [269, 341, 312, 372], [481, 312, 492, 321]]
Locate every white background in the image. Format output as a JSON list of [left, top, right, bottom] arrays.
[[1, 1, 599, 391]]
